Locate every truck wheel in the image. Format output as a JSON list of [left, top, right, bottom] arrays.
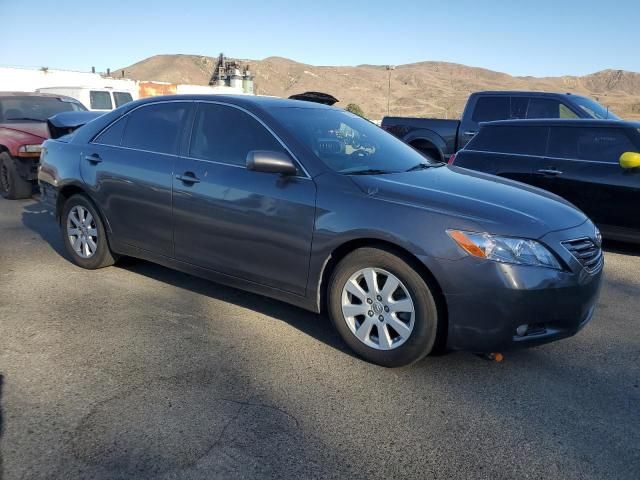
[[0, 152, 33, 200], [61, 194, 117, 269], [328, 247, 439, 367]]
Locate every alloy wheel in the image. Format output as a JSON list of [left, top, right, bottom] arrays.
[[66, 205, 98, 259], [341, 267, 415, 350]]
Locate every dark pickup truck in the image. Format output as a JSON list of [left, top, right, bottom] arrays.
[[381, 91, 620, 162]]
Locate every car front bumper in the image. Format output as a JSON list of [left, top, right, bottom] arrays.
[[421, 221, 604, 352]]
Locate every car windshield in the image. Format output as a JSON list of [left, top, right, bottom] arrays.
[[0, 96, 86, 123], [571, 96, 620, 120], [269, 107, 441, 174]]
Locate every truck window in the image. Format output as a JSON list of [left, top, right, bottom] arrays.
[[90, 91, 113, 110], [548, 127, 636, 162], [467, 126, 547, 156], [510, 97, 529, 119], [472, 97, 510, 122], [526, 98, 578, 119], [113, 92, 133, 108]]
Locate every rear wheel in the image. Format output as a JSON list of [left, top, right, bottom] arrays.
[[61, 194, 117, 269], [0, 152, 33, 200], [328, 248, 439, 367]]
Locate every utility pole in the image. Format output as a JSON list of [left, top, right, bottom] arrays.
[[386, 65, 395, 116]]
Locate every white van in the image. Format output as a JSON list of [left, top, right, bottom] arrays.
[[36, 86, 134, 111]]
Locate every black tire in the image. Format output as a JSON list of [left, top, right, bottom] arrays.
[[0, 152, 33, 200], [60, 194, 117, 269], [328, 247, 439, 367]]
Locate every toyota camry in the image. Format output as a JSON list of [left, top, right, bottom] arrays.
[[38, 95, 603, 367]]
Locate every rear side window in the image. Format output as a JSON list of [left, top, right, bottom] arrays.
[[94, 117, 127, 146], [189, 103, 288, 167], [526, 98, 578, 119], [90, 91, 113, 110], [467, 126, 548, 156], [122, 102, 189, 155], [548, 127, 636, 163], [113, 92, 133, 108], [472, 97, 510, 122], [510, 97, 529, 119]]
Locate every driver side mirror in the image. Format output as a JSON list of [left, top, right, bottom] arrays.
[[246, 150, 298, 176], [620, 152, 640, 169]]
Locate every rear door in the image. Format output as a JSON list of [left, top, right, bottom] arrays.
[[460, 125, 549, 186], [172, 102, 316, 295], [84, 101, 192, 256], [544, 125, 639, 231]]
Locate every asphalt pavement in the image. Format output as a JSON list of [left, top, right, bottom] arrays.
[[0, 197, 639, 479]]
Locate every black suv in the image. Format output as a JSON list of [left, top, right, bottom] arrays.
[[452, 119, 640, 243]]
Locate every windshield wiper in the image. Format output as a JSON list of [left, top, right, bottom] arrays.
[[6, 117, 45, 122], [405, 162, 444, 172], [344, 168, 394, 176]]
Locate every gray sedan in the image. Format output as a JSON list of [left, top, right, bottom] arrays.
[[38, 95, 603, 366]]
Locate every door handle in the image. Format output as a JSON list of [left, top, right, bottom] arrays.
[[84, 154, 102, 164], [463, 130, 477, 137], [537, 168, 563, 176], [176, 172, 200, 184]]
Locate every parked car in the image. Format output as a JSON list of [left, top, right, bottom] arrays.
[[382, 91, 620, 162], [38, 95, 603, 367], [37, 86, 134, 112], [0, 91, 86, 199], [451, 119, 640, 243]]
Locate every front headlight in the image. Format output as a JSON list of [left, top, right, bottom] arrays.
[[17, 144, 43, 156], [447, 230, 561, 270]]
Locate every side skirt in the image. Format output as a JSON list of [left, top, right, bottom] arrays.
[[111, 240, 320, 313]]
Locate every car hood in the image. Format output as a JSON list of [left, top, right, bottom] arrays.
[[0, 122, 49, 141], [349, 165, 588, 239]]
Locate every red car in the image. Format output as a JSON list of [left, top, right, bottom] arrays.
[[0, 92, 86, 199]]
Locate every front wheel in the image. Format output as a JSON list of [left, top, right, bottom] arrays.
[[61, 194, 117, 269], [0, 152, 33, 200], [328, 248, 439, 367]]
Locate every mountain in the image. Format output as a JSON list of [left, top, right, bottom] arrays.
[[114, 54, 640, 120]]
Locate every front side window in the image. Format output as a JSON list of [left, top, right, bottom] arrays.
[[90, 91, 113, 110], [526, 98, 576, 119], [472, 97, 510, 122], [189, 103, 288, 167], [269, 106, 437, 174], [113, 92, 133, 108], [121, 102, 189, 155], [548, 127, 636, 162], [467, 126, 548, 156]]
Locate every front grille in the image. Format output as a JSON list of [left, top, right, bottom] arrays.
[[562, 238, 603, 273]]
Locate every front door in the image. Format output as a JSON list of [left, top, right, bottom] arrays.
[[172, 102, 316, 295], [543, 125, 640, 233]]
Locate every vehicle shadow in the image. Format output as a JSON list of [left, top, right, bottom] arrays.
[[118, 258, 352, 357], [20, 199, 352, 358], [20, 200, 67, 258]]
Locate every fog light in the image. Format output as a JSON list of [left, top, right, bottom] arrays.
[[516, 324, 529, 336]]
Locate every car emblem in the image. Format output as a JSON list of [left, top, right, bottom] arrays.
[[594, 228, 602, 247]]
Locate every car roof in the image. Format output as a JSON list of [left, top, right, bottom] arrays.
[[129, 94, 335, 111], [0, 91, 75, 98], [482, 118, 640, 128], [471, 91, 585, 98]]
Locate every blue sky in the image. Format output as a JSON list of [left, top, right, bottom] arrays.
[[1, 0, 638, 77]]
